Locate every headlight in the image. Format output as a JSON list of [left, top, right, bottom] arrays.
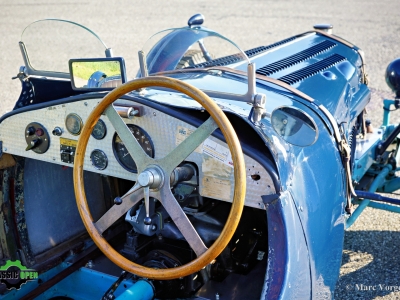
[[271, 106, 318, 147]]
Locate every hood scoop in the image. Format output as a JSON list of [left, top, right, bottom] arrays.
[[256, 40, 337, 76], [278, 53, 346, 85]]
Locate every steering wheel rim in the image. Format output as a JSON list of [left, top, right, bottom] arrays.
[[73, 76, 246, 280]]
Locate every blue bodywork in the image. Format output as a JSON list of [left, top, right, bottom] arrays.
[[148, 28, 378, 298], [150, 29, 367, 296], [169, 67, 351, 296]]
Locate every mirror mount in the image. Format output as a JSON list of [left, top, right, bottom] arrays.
[[105, 48, 113, 58]]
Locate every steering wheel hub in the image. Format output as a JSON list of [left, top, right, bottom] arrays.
[[138, 167, 163, 189]]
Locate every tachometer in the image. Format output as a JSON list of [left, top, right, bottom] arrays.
[[112, 124, 154, 172]]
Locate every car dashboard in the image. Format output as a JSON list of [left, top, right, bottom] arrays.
[[0, 96, 276, 210]]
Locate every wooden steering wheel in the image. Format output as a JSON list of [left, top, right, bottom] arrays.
[[73, 76, 246, 280]]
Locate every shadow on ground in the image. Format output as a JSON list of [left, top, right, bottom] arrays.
[[335, 230, 400, 299]]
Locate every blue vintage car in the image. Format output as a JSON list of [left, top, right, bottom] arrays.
[[0, 14, 399, 299]]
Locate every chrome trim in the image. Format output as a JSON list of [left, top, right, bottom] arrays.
[[138, 50, 149, 78], [19, 42, 70, 79]]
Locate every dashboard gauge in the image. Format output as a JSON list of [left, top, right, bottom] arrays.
[[90, 149, 108, 170], [112, 124, 154, 172], [91, 119, 107, 140], [65, 113, 83, 135]]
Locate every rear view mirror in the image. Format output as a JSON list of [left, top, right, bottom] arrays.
[[69, 57, 127, 91]]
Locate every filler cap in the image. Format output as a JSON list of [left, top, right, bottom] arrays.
[[188, 14, 204, 27], [313, 24, 333, 34]]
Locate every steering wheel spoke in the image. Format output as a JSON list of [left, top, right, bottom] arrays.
[[95, 183, 143, 234], [157, 188, 208, 257], [105, 105, 152, 170], [160, 116, 218, 173]]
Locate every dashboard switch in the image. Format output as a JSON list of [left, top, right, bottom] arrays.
[[59, 138, 77, 164], [26, 126, 35, 135], [52, 127, 63, 136], [60, 150, 73, 163], [24, 122, 50, 154], [25, 139, 40, 151]]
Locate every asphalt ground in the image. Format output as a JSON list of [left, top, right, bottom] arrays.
[[0, 0, 399, 299]]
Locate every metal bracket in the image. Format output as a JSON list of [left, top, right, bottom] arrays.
[[251, 93, 267, 124], [246, 63, 267, 124], [19, 42, 70, 79], [105, 48, 113, 58], [113, 105, 143, 119], [12, 66, 29, 82], [13, 68, 36, 109], [138, 50, 148, 78]]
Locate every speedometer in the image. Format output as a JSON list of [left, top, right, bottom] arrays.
[[112, 124, 154, 172]]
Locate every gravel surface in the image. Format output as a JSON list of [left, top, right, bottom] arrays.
[[0, 1, 399, 299]]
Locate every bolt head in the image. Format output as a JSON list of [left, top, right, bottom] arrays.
[[114, 197, 123, 205], [144, 217, 152, 225]]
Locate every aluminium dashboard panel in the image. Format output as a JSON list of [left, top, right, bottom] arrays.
[[0, 98, 276, 209]]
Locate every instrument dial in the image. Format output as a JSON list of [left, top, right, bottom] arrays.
[[65, 113, 83, 135], [90, 149, 108, 170], [91, 119, 107, 140], [112, 124, 154, 172]]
